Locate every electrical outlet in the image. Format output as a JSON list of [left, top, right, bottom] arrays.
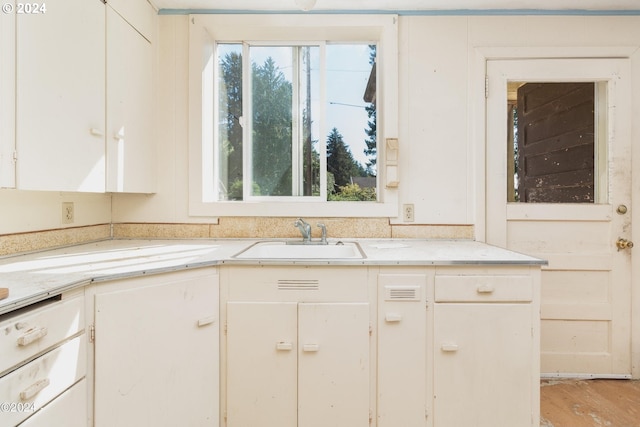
[[403, 204, 415, 222], [62, 202, 74, 224]]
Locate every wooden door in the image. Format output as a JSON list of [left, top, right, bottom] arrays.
[[486, 58, 633, 377]]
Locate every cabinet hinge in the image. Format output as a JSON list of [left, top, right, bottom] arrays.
[[369, 324, 373, 336], [485, 75, 489, 98], [12, 150, 17, 163], [89, 324, 95, 343], [224, 322, 228, 335], [369, 409, 373, 424]]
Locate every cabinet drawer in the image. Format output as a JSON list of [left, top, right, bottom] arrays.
[[435, 275, 532, 302], [0, 295, 84, 374], [0, 334, 86, 426], [19, 378, 87, 427]]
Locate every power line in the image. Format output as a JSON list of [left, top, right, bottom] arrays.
[[329, 101, 368, 108]]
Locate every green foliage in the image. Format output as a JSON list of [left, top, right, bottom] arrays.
[[228, 179, 261, 200], [218, 51, 244, 186], [327, 127, 367, 190], [328, 183, 376, 201], [251, 57, 293, 196], [364, 45, 377, 173]]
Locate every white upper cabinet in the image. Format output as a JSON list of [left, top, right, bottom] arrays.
[[12, 0, 156, 193], [16, 0, 106, 192], [0, 8, 16, 188], [107, 0, 155, 43], [106, 4, 156, 193]]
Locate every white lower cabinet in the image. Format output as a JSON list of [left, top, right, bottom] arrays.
[[88, 268, 219, 427], [222, 266, 372, 427], [2, 255, 540, 427], [221, 264, 540, 427], [376, 270, 430, 427], [0, 291, 86, 427], [432, 267, 540, 427], [18, 379, 87, 427]]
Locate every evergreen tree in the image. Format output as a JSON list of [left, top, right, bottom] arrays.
[[251, 57, 293, 196], [219, 51, 243, 198], [364, 45, 377, 173], [327, 127, 366, 191]]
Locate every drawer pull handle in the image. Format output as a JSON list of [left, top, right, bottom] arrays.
[[197, 316, 216, 327], [385, 313, 402, 323], [17, 326, 48, 346], [276, 342, 293, 351], [20, 378, 50, 401], [477, 284, 495, 294], [441, 343, 459, 352], [303, 344, 319, 352]]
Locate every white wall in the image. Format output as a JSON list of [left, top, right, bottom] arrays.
[[111, 14, 640, 228], [0, 190, 111, 235]]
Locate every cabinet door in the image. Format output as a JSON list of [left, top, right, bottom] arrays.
[[377, 274, 428, 427], [106, 5, 155, 193], [94, 270, 219, 427], [434, 303, 534, 426], [298, 303, 370, 427], [226, 302, 298, 427], [16, 0, 105, 192], [0, 5, 15, 187]]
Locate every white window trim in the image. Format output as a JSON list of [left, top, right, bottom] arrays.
[[188, 14, 399, 217]]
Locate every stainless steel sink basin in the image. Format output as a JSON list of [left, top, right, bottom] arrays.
[[233, 241, 365, 259]]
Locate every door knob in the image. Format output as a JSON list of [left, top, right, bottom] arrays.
[[616, 238, 634, 251], [616, 205, 628, 215]]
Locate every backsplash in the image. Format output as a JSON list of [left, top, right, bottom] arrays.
[[0, 219, 474, 256], [114, 218, 474, 240], [0, 224, 111, 257]]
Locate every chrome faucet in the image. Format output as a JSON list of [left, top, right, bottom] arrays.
[[294, 218, 312, 243], [317, 223, 327, 245], [293, 218, 329, 245]]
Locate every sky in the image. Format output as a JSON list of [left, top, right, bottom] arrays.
[[325, 44, 373, 169]]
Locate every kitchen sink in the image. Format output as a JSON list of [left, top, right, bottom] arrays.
[[233, 241, 365, 259]]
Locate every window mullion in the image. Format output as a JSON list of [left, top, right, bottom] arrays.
[[319, 42, 327, 200], [242, 42, 252, 200], [292, 47, 301, 196]]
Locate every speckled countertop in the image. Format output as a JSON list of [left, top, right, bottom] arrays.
[[0, 238, 545, 315]]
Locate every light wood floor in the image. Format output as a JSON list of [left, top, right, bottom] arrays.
[[541, 379, 640, 427]]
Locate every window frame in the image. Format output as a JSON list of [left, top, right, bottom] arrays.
[[188, 14, 399, 218]]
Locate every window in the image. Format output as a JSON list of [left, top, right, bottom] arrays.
[[189, 15, 398, 217], [507, 81, 607, 203], [216, 43, 376, 202]]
